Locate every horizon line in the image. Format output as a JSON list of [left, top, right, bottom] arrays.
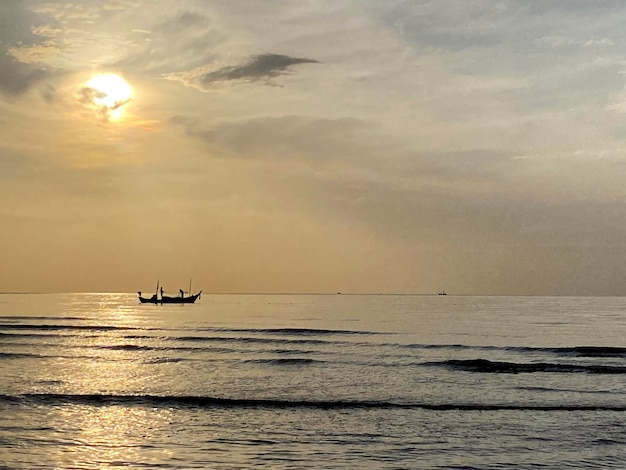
[[1, 291, 626, 298]]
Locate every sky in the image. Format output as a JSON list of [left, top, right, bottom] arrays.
[[3, 0, 626, 295]]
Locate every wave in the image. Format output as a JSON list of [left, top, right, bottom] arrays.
[[206, 327, 379, 336], [0, 339, 317, 357], [0, 316, 87, 321], [0, 332, 66, 339], [0, 351, 120, 361], [508, 345, 626, 358], [99, 344, 157, 351], [0, 324, 374, 337], [0, 331, 333, 348], [515, 386, 615, 395], [437, 359, 626, 374], [173, 335, 333, 346], [142, 357, 187, 364], [558, 346, 626, 357], [0, 324, 137, 332], [2, 321, 622, 359], [0, 351, 43, 359], [403, 344, 626, 358], [0, 328, 346, 346], [243, 358, 323, 366], [0, 351, 101, 361], [1, 393, 624, 412]]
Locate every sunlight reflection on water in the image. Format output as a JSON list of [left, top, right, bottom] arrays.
[[41, 404, 175, 468]]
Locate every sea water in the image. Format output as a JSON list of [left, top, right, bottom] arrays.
[[0, 293, 625, 469]]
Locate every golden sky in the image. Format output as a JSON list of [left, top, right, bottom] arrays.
[[2, 1, 626, 295]]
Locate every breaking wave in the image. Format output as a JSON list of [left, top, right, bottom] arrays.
[[437, 359, 626, 374], [1, 393, 624, 412], [404, 344, 626, 358]]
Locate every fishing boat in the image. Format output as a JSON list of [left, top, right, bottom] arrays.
[[138, 280, 201, 304], [138, 291, 202, 304]]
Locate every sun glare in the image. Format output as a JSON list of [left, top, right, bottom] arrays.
[[85, 73, 133, 121]]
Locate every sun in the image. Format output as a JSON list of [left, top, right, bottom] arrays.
[[85, 73, 133, 121]]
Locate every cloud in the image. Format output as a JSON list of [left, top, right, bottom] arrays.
[[201, 54, 319, 84], [0, 55, 51, 95], [7, 43, 59, 64], [536, 35, 615, 49], [106, 9, 228, 76], [168, 113, 626, 258], [583, 37, 615, 47], [153, 10, 208, 35], [167, 53, 319, 90], [172, 114, 375, 163], [170, 113, 520, 205], [76, 85, 132, 121], [104, 0, 141, 11], [0, 1, 54, 95]]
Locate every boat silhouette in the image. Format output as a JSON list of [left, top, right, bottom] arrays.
[[138, 291, 202, 304], [138, 280, 201, 304]]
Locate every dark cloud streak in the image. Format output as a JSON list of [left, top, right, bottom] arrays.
[[201, 53, 319, 85]]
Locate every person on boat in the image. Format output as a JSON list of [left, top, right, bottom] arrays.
[[151, 293, 157, 301], [160, 287, 164, 298], [179, 289, 184, 298]]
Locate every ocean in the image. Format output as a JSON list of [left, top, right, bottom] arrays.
[[0, 293, 625, 469]]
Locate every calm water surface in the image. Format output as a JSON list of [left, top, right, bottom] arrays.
[[1, 294, 625, 468]]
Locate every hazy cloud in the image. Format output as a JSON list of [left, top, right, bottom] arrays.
[[40, 83, 57, 103], [110, 10, 225, 75], [153, 10, 208, 35], [172, 114, 376, 163], [0, 148, 27, 179], [0, 1, 54, 94], [104, 0, 141, 11], [171, 114, 520, 202], [0, 56, 51, 95]]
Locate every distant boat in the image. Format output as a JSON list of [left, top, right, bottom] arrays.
[[139, 279, 201, 304], [138, 290, 202, 304], [438, 291, 447, 296]]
